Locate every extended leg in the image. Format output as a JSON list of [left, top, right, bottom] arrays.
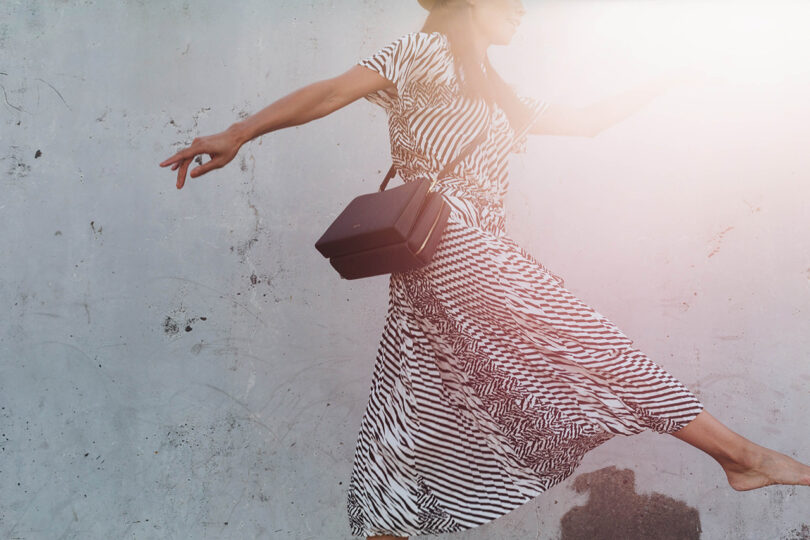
[[670, 409, 810, 490]]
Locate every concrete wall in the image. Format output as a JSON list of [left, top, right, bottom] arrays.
[[2, 1, 808, 538]]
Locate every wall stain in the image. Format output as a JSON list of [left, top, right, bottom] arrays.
[[191, 341, 205, 355], [163, 314, 207, 336], [714, 335, 743, 341], [560, 466, 700, 540], [784, 524, 810, 540], [163, 315, 180, 336], [231, 104, 250, 120], [231, 237, 258, 263], [167, 106, 212, 151], [245, 269, 281, 298], [4, 148, 30, 179], [165, 422, 197, 450], [89, 220, 104, 247], [742, 198, 762, 214], [708, 226, 734, 258]]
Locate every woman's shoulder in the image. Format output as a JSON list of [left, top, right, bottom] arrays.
[[357, 31, 454, 109], [404, 30, 448, 44], [382, 31, 449, 59]]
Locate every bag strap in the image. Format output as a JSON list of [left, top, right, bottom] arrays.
[[378, 118, 491, 192]]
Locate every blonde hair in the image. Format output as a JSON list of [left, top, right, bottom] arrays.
[[420, 0, 534, 131]]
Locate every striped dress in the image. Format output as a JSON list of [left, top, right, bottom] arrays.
[[347, 31, 704, 538]]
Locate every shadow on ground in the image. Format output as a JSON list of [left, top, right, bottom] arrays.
[[560, 466, 701, 540]]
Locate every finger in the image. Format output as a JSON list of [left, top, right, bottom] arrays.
[[161, 152, 190, 168], [177, 157, 193, 189], [189, 158, 222, 178], [171, 162, 179, 171], [161, 144, 201, 167], [160, 151, 186, 167]]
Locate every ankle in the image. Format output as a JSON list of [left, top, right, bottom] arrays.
[[725, 441, 765, 471]]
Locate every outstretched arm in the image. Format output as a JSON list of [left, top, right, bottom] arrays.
[[530, 69, 705, 138], [159, 65, 393, 189], [530, 78, 666, 138], [228, 65, 394, 145]]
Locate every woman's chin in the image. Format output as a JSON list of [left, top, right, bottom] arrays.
[[492, 27, 517, 46], [492, 34, 515, 46]]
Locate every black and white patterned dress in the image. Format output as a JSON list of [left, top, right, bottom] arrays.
[[346, 31, 704, 538]]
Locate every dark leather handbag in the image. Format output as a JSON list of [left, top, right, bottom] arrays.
[[315, 128, 489, 280]]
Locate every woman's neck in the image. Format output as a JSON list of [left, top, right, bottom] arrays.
[[434, 29, 488, 65], [468, 29, 490, 64]]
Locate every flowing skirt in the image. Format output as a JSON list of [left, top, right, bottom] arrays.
[[346, 206, 704, 537]]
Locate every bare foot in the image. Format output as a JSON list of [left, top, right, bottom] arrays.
[[722, 444, 810, 491]]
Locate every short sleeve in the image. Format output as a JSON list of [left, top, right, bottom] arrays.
[[357, 32, 433, 109], [510, 95, 549, 154]]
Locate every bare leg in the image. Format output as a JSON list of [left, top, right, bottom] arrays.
[[670, 409, 810, 490]]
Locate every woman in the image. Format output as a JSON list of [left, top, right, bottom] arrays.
[[160, 0, 810, 538]]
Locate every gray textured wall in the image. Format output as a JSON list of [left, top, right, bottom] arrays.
[[2, 1, 809, 539]]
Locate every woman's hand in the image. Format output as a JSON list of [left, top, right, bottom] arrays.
[[650, 66, 721, 95], [159, 126, 245, 189]]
